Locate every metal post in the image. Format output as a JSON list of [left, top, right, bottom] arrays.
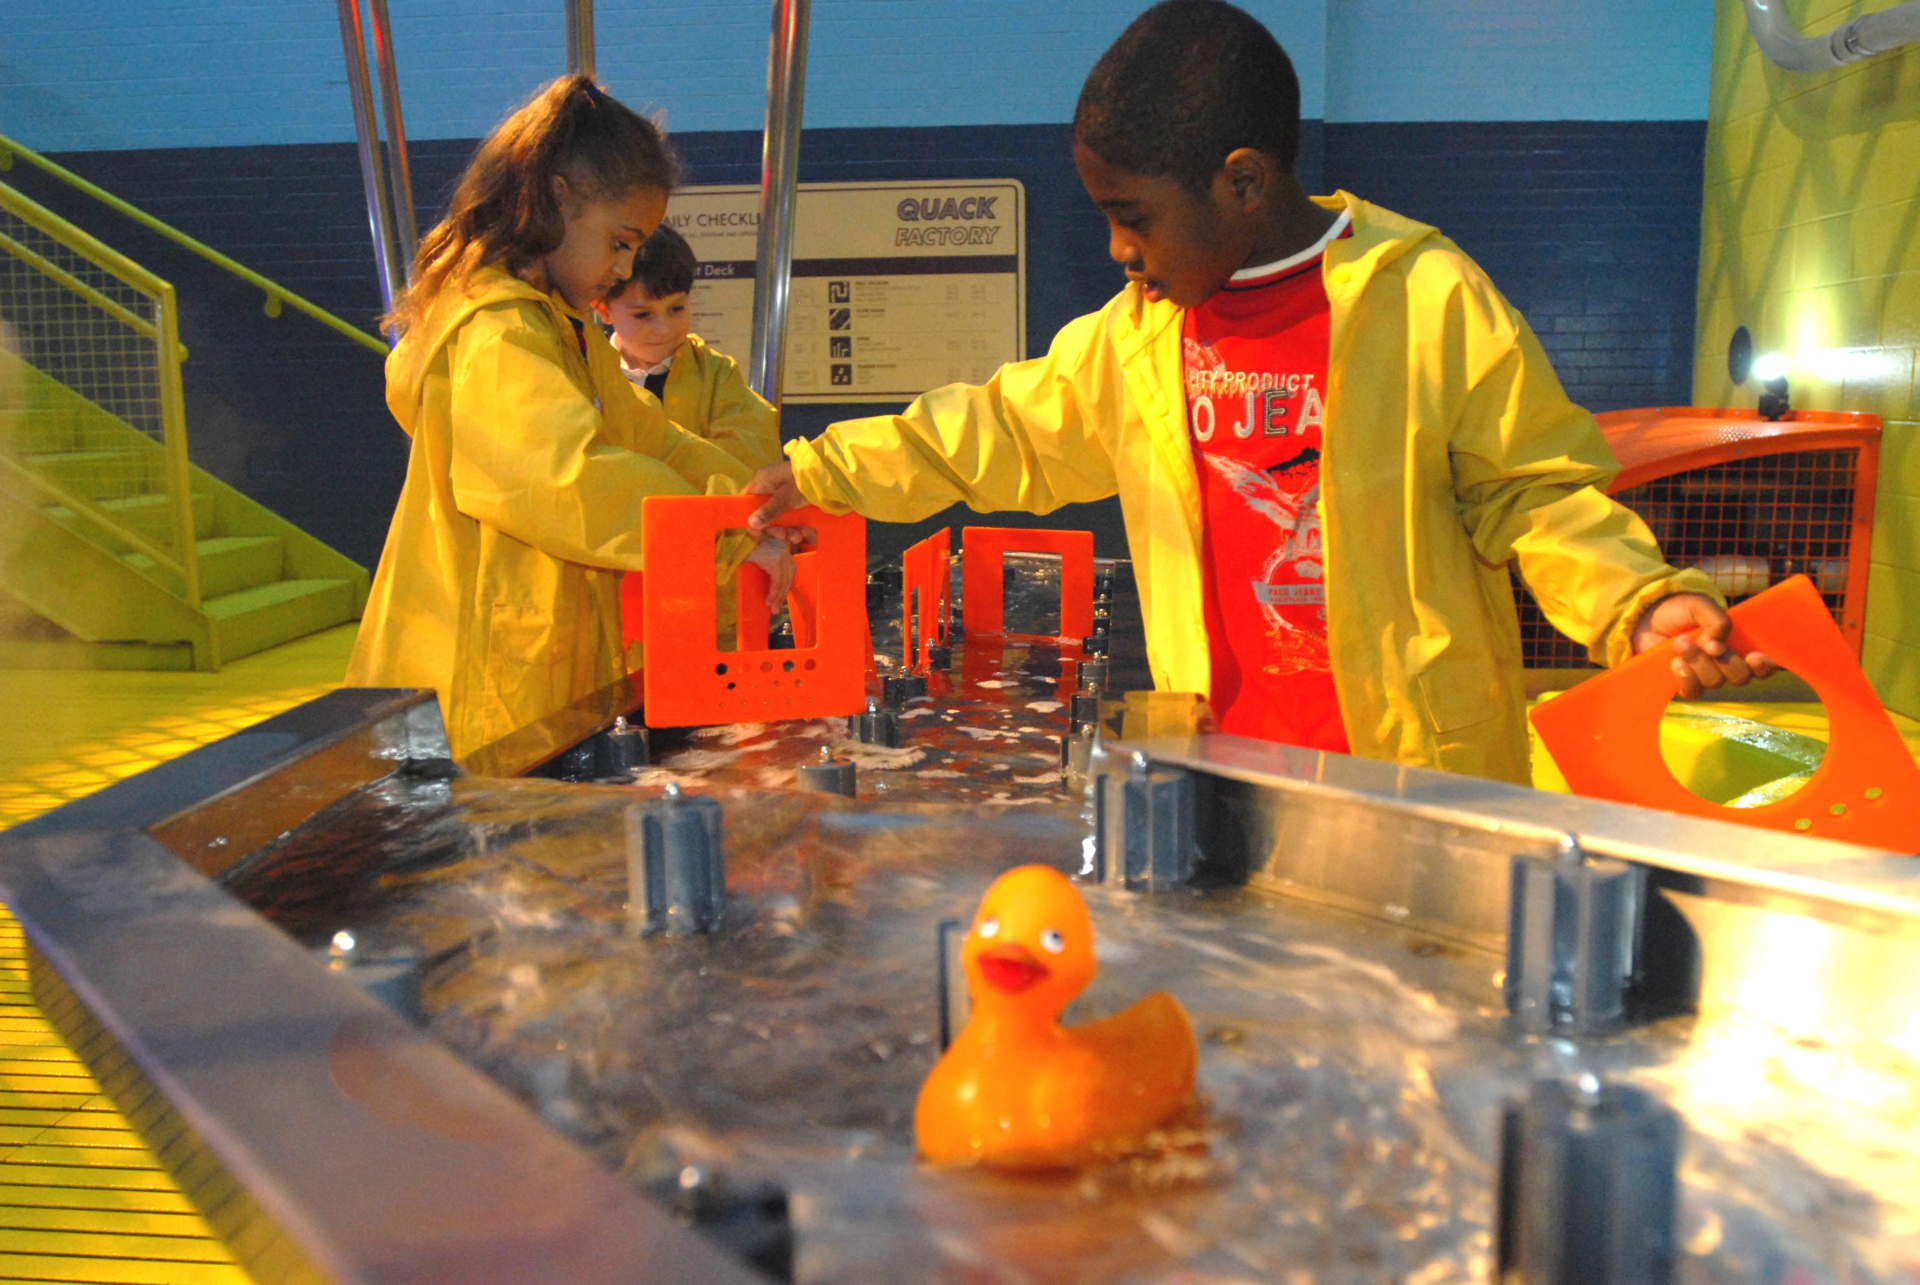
[[365, 0, 418, 273], [748, 0, 810, 404], [153, 282, 203, 624], [335, 0, 405, 316], [566, 0, 596, 77]]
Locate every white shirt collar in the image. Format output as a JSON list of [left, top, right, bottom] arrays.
[[622, 352, 675, 381], [1229, 208, 1353, 283]]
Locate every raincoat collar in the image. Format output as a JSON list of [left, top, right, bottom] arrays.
[[385, 265, 577, 437], [1102, 190, 1438, 361]]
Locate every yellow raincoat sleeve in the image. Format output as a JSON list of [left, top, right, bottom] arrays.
[[702, 351, 782, 471], [788, 311, 1120, 521], [447, 303, 752, 572], [1447, 291, 1720, 668]]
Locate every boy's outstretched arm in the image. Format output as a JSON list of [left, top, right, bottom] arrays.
[[748, 312, 1122, 533], [1629, 592, 1777, 699]]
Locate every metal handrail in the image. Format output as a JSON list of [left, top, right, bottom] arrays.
[[0, 132, 387, 356], [0, 454, 187, 587], [0, 179, 202, 605]]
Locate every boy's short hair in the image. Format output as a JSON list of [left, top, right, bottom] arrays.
[[610, 222, 697, 301], [1074, 0, 1301, 193]]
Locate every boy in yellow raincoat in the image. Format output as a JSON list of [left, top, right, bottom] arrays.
[[748, 0, 1772, 784], [348, 76, 788, 759], [597, 223, 781, 471]]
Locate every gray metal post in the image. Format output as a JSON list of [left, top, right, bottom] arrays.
[[566, 0, 597, 77], [335, 0, 405, 317], [365, 0, 419, 273], [748, 0, 810, 404]]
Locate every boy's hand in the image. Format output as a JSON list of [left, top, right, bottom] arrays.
[[746, 463, 806, 538], [1630, 592, 1777, 699], [743, 535, 797, 609]]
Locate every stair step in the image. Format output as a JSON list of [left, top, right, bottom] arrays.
[[24, 449, 163, 500], [206, 578, 358, 664], [124, 535, 284, 600], [44, 491, 215, 544]]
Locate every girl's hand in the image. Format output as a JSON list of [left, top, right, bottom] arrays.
[[1630, 592, 1777, 698], [744, 535, 797, 609]]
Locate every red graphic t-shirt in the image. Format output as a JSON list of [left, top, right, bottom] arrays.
[[1183, 211, 1352, 750]]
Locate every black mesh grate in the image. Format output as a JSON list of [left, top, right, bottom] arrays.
[[1516, 449, 1859, 669]]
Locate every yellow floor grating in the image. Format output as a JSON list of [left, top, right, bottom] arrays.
[[0, 927, 249, 1284], [0, 623, 357, 1283]]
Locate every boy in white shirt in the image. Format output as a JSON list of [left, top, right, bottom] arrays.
[[596, 224, 780, 469]]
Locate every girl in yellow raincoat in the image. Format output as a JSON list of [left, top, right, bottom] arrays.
[[347, 75, 791, 759]]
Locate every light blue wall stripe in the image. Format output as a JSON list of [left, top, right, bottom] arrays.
[[1325, 0, 1716, 123], [0, 1, 1324, 152], [2, 0, 1714, 154]]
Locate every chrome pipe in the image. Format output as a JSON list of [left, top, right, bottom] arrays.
[[566, 0, 596, 77], [365, 0, 418, 273], [747, 0, 810, 405], [334, 0, 404, 317]]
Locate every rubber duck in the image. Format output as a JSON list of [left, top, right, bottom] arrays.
[[915, 864, 1198, 1168]]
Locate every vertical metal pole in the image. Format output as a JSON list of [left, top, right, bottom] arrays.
[[153, 282, 203, 623], [335, 0, 404, 315], [566, 0, 597, 77], [748, 0, 810, 405], [365, 0, 418, 273]]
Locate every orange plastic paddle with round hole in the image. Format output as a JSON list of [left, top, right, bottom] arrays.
[[1529, 575, 1920, 851]]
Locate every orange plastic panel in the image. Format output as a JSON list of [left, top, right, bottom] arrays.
[[961, 527, 1095, 645], [902, 528, 952, 673], [1530, 576, 1920, 850], [620, 571, 646, 661], [640, 496, 867, 728], [734, 562, 773, 651]]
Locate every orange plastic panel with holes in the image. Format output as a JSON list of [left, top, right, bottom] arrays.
[[621, 571, 646, 663], [902, 528, 952, 673], [1530, 576, 1920, 850], [640, 496, 867, 728], [961, 527, 1094, 645]]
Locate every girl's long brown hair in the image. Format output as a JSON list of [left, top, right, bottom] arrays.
[[384, 75, 678, 335]]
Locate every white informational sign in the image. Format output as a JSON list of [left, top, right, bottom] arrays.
[[661, 180, 1026, 404]]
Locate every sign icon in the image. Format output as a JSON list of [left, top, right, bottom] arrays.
[[830, 336, 851, 359], [828, 308, 851, 331], [828, 281, 851, 304], [831, 364, 853, 386]]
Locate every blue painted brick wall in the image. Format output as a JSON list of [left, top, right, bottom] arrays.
[[1325, 121, 1707, 415], [14, 116, 1699, 566]]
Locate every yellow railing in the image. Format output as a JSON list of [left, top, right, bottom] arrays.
[[0, 181, 200, 606], [0, 131, 388, 356]]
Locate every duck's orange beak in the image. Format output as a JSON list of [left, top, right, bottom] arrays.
[[977, 943, 1050, 995]]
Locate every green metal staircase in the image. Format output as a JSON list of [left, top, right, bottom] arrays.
[[0, 140, 374, 671]]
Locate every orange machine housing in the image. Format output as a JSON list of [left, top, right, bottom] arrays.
[[1516, 407, 1880, 669]]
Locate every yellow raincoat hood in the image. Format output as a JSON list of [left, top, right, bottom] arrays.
[[348, 266, 754, 759], [789, 193, 1715, 783]]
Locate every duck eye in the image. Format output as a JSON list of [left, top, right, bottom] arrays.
[[977, 917, 999, 940], [1040, 928, 1065, 954]]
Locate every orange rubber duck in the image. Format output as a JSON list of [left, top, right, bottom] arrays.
[[915, 865, 1198, 1168]]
